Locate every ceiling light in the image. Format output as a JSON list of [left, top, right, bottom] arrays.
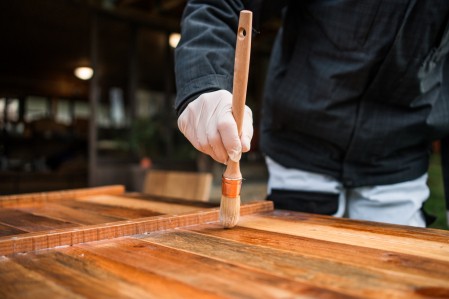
[[169, 33, 181, 48], [74, 67, 94, 80]]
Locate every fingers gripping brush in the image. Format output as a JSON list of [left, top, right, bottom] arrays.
[[220, 10, 252, 228]]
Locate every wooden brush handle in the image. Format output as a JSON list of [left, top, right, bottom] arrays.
[[224, 10, 252, 179], [232, 10, 252, 135]]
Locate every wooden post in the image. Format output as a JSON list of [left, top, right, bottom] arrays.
[[127, 25, 138, 122], [88, 13, 99, 187]]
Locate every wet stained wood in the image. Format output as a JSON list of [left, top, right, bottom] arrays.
[[60, 245, 226, 299], [17, 203, 125, 225], [237, 213, 449, 263], [75, 238, 354, 299], [59, 200, 164, 219], [124, 193, 218, 208], [263, 210, 449, 242], [0, 223, 27, 237], [0, 256, 81, 299], [0, 185, 125, 208], [74, 194, 212, 215], [10, 250, 153, 299], [1, 187, 449, 298], [137, 229, 440, 299], [183, 224, 449, 283], [0, 209, 78, 232], [0, 200, 273, 255]]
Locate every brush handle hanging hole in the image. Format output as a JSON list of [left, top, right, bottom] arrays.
[[238, 27, 246, 38]]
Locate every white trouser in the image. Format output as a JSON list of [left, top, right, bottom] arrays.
[[266, 157, 428, 227]]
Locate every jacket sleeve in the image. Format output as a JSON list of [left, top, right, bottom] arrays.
[[174, 0, 246, 116]]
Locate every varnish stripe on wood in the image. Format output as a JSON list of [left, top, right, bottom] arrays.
[[136, 230, 430, 299], [0, 256, 82, 299], [268, 210, 449, 240], [0, 185, 125, 208], [0, 201, 273, 255], [183, 224, 449, 283], [10, 251, 153, 299], [0, 223, 27, 237], [0, 209, 79, 232], [76, 238, 357, 299], [238, 214, 449, 263], [59, 200, 164, 219], [59, 246, 228, 299]]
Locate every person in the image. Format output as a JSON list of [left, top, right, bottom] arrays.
[[174, 0, 449, 227]]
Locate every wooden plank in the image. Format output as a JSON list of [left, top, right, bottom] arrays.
[[238, 212, 449, 262], [75, 194, 212, 214], [59, 200, 164, 219], [184, 224, 449, 284], [0, 223, 27, 237], [137, 228, 446, 299], [0, 256, 82, 299], [0, 209, 78, 232], [76, 238, 355, 299], [11, 250, 152, 299], [0, 200, 273, 255], [18, 203, 124, 225], [266, 210, 449, 241], [0, 185, 125, 208], [143, 170, 213, 202], [125, 193, 218, 208], [59, 245, 225, 299]]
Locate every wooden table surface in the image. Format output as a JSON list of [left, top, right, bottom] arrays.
[[1, 186, 449, 299]]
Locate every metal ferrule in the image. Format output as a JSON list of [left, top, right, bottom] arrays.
[[221, 176, 242, 198]]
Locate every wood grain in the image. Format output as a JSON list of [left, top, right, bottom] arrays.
[[0, 185, 125, 208], [61, 245, 226, 299], [143, 170, 213, 202], [76, 238, 354, 299], [0, 256, 81, 299], [238, 212, 449, 262], [266, 210, 449, 241], [0, 200, 273, 255], [76, 194, 208, 214], [0, 209, 78, 232], [184, 224, 449, 285], [2, 186, 448, 298], [138, 228, 447, 299], [11, 250, 151, 299], [0, 223, 27, 237], [59, 199, 164, 219], [125, 193, 217, 208], [18, 203, 124, 225]]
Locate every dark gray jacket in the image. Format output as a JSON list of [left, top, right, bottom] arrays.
[[175, 0, 449, 188]]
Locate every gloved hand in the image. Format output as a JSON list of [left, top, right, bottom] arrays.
[[178, 90, 253, 164]]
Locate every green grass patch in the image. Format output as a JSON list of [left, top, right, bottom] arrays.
[[425, 154, 448, 230]]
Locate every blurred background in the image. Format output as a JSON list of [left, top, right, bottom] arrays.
[[0, 0, 446, 229]]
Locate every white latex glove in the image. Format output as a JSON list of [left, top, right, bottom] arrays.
[[178, 89, 253, 164]]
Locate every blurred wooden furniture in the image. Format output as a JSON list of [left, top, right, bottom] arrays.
[[1, 186, 449, 298], [143, 170, 213, 201]]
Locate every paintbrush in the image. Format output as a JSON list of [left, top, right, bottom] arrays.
[[220, 10, 252, 228]]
